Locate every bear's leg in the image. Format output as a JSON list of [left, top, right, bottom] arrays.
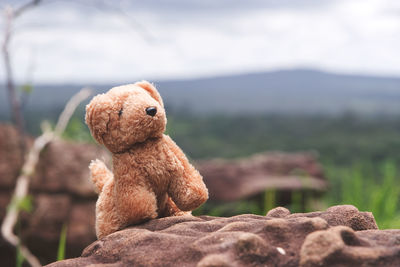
[[96, 204, 121, 239], [95, 180, 123, 239], [115, 185, 159, 226], [159, 196, 190, 217]]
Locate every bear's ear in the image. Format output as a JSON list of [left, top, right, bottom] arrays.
[[135, 81, 164, 107], [85, 94, 111, 144]]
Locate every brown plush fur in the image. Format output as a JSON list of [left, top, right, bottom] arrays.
[[85, 81, 208, 239]]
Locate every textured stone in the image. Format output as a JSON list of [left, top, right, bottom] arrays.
[[300, 226, 400, 267], [0, 123, 29, 187], [46, 205, 398, 267], [0, 124, 110, 196], [197, 151, 328, 202], [287, 204, 378, 230], [31, 141, 110, 196]]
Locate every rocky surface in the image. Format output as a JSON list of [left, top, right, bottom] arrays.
[[197, 152, 328, 202], [46, 205, 400, 267]]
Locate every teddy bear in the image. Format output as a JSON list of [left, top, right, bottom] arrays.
[[85, 81, 208, 239]]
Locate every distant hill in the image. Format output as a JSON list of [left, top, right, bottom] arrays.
[[1, 69, 400, 117]]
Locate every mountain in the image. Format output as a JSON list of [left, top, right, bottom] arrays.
[[1, 69, 400, 117]]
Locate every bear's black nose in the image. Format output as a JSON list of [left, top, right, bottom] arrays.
[[146, 107, 157, 117]]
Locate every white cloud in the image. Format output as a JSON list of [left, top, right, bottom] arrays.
[[1, 0, 400, 84]]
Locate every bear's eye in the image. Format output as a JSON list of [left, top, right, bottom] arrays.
[[118, 108, 123, 117]]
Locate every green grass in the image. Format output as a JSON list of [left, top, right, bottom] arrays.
[[57, 224, 68, 261], [16, 244, 25, 267], [325, 161, 400, 229]]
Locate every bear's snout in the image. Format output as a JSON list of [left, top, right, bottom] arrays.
[[146, 107, 157, 117]]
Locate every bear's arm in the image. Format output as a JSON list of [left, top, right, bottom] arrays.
[[163, 135, 209, 211]]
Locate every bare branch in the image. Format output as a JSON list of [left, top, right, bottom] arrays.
[[14, 0, 41, 18], [1, 88, 92, 267], [3, 6, 26, 155], [86, 0, 155, 43], [2, 0, 42, 158]]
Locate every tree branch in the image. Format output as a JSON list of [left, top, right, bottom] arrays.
[[1, 88, 92, 267], [3, 5, 26, 156], [2, 0, 42, 159], [13, 0, 41, 18]]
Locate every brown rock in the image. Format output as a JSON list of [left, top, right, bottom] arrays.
[[67, 202, 96, 246], [0, 191, 11, 219], [26, 194, 71, 241], [287, 205, 378, 230], [0, 123, 28, 187], [300, 226, 400, 267], [0, 123, 110, 196], [31, 140, 110, 197], [46, 205, 395, 267], [266, 206, 291, 218], [197, 151, 328, 202]]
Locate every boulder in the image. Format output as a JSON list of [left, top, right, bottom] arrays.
[[197, 151, 328, 202], [46, 205, 400, 267]]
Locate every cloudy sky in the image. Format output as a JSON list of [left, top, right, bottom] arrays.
[[1, 0, 400, 84]]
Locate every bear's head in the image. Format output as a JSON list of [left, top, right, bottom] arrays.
[[85, 81, 166, 153]]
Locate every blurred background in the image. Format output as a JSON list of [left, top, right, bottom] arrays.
[[1, 0, 400, 265]]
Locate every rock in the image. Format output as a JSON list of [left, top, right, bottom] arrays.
[[46, 205, 399, 267], [287, 205, 378, 230], [266, 206, 291, 218], [300, 226, 400, 267], [196, 151, 328, 202], [31, 140, 110, 196], [0, 124, 110, 196], [0, 123, 30, 187]]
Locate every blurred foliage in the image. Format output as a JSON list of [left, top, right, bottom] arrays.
[[62, 116, 93, 143], [16, 243, 25, 267], [193, 200, 263, 217], [8, 195, 33, 213], [166, 113, 400, 166], [325, 160, 400, 229], [19, 84, 33, 94]]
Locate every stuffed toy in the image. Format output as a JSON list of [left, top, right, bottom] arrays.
[[85, 81, 208, 239]]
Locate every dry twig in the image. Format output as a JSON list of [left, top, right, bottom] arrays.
[[1, 88, 92, 267], [2, 0, 42, 157]]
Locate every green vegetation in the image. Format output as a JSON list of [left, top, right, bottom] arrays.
[[325, 161, 400, 229], [16, 242, 25, 267], [62, 116, 93, 143], [58, 112, 400, 228], [57, 224, 68, 261], [166, 113, 400, 165]]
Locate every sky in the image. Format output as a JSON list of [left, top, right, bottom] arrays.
[[1, 0, 400, 84]]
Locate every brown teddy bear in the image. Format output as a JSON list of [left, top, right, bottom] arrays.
[[85, 81, 208, 239]]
